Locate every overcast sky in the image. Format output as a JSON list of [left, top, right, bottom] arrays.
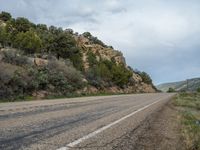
[[1, 0, 200, 84]]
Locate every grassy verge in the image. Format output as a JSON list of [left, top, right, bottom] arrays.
[[173, 93, 200, 150]]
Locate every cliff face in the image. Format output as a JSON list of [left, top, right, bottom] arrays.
[[74, 34, 157, 93], [75, 35, 125, 69]]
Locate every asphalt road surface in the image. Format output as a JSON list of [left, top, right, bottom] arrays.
[[0, 93, 174, 150]]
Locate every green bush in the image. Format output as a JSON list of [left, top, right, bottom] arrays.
[[15, 17, 34, 32], [168, 87, 176, 93], [0, 62, 29, 100], [0, 58, 84, 101], [86, 57, 132, 88], [14, 30, 42, 53], [85, 67, 102, 88], [0, 26, 9, 47], [87, 51, 98, 67], [197, 88, 200, 93], [98, 62, 112, 81], [140, 72, 152, 84], [36, 24, 48, 31], [47, 32, 83, 70], [25, 60, 84, 94], [134, 70, 152, 84], [111, 64, 132, 87], [82, 32, 106, 47], [2, 49, 29, 66], [69, 52, 84, 71], [47, 60, 84, 89], [0, 11, 12, 21]]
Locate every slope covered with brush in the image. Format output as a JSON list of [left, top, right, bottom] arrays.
[[0, 11, 157, 101]]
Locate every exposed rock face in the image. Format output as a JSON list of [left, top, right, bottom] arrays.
[[34, 58, 48, 66], [75, 35, 126, 69], [74, 35, 157, 93]]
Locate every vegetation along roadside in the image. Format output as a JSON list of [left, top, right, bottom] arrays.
[[173, 92, 200, 150]]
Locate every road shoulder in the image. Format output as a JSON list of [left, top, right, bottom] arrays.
[[114, 101, 185, 150]]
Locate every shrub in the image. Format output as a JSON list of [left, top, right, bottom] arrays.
[[168, 87, 176, 93], [87, 51, 98, 67], [197, 88, 200, 93], [0, 26, 9, 47], [15, 17, 34, 32], [24, 60, 84, 94], [85, 67, 102, 88], [0, 11, 12, 21], [111, 64, 132, 87], [48, 32, 83, 70], [98, 62, 112, 81], [0, 58, 85, 101], [14, 30, 42, 53], [69, 52, 84, 71], [86, 59, 132, 88], [47, 60, 84, 89], [36, 24, 48, 31], [135, 70, 152, 84], [0, 62, 29, 100], [2, 49, 29, 66], [82, 32, 106, 47], [82, 32, 92, 38]]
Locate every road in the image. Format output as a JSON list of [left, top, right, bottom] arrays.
[[0, 93, 174, 150]]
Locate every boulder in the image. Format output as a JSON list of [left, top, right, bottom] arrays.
[[34, 58, 48, 66]]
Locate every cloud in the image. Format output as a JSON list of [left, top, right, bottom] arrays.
[[0, 0, 200, 84]]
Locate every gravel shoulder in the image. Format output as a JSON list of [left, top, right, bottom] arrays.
[[115, 100, 184, 150]]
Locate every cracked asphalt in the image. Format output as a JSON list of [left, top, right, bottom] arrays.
[[0, 93, 175, 150]]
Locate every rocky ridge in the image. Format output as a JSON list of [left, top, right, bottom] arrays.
[[74, 34, 156, 94]]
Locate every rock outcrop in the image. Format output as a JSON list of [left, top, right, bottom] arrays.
[[74, 34, 157, 93]]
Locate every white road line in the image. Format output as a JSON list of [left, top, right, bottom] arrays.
[[57, 97, 168, 150]]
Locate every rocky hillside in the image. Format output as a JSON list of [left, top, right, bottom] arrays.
[[0, 11, 156, 101], [75, 32, 157, 93], [157, 78, 200, 92]]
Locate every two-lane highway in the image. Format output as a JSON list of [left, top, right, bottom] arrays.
[[0, 93, 174, 150]]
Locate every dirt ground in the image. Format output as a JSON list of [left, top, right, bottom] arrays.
[[114, 101, 185, 150]]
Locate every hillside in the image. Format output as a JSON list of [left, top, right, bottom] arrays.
[[157, 78, 200, 92], [0, 11, 157, 101]]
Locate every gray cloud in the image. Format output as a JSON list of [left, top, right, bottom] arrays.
[[0, 0, 200, 84]]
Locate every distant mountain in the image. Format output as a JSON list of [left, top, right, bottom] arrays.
[[157, 78, 200, 92]]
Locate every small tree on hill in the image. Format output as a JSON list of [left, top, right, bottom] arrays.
[[140, 72, 152, 84], [167, 87, 176, 93], [14, 30, 42, 53], [50, 33, 79, 59], [0, 26, 9, 47], [0, 11, 12, 21], [15, 17, 34, 32], [82, 32, 92, 38], [111, 65, 132, 87]]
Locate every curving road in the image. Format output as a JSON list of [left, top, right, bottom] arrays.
[[0, 93, 174, 150]]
